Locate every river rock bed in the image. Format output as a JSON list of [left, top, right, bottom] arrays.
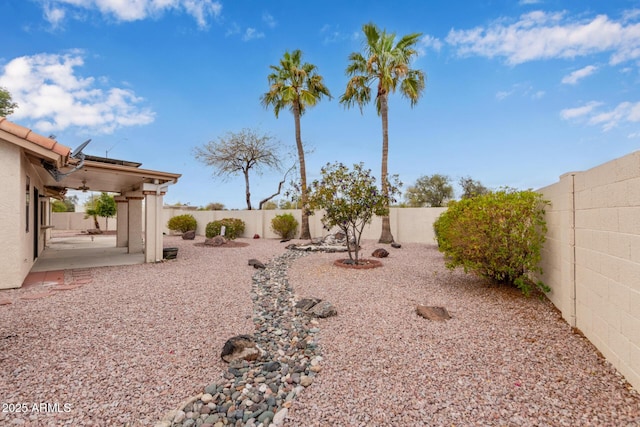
[[161, 250, 318, 427]]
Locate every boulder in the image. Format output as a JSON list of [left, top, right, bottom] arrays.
[[391, 242, 401, 249], [295, 297, 322, 311], [205, 235, 227, 246], [416, 305, 451, 321], [248, 259, 266, 269], [310, 301, 337, 318], [296, 297, 337, 318], [334, 231, 346, 241], [221, 335, 261, 363], [371, 248, 389, 258], [253, 234, 260, 239], [182, 230, 196, 240]]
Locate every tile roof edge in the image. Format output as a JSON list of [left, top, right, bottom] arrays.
[[0, 116, 71, 160]]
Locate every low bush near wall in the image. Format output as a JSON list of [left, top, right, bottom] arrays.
[[206, 218, 246, 240], [271, 213, 299, 239], [167, 214, 197, 233], [433, 189, 550, 296]]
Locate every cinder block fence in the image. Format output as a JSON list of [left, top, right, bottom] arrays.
[[535, 150, 640, 390]]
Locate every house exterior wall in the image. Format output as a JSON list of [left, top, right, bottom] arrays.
[[534, 150, 640, 391], [0, 142, 50, 289], [0, 141, 25, 289]]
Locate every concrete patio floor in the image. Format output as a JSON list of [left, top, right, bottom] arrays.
[[31, 233, 145, 272]]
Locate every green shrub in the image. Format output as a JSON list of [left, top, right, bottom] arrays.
[[167, 214, 197, 233], [271, 213, 299, 239], [205, 218, 246, 239], [433, 189, 550, 296]]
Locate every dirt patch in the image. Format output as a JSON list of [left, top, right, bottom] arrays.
[[333, 258, 383, 269]]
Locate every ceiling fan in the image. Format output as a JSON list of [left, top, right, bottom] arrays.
[[78, 179, 90, 192]]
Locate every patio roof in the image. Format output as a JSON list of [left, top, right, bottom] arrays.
[[0, 117, 181, 197]]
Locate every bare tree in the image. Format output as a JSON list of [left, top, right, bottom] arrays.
[[194, 128, 282, 210]]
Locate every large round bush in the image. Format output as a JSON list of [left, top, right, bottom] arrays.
[[433, 189, 550, 296], [167, 214, 197, 233], [270, 213, 299, 239], [205, 218, 246, 240]]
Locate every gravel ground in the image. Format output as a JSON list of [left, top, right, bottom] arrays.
[[1, 236, 639, 426]]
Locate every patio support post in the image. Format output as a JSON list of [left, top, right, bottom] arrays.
[[127, 196, 144, 254], [115, 196, 128, 248], [143, 183, 165, 263]]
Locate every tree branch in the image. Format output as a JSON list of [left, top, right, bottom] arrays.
[[259, 164, 296, 210]]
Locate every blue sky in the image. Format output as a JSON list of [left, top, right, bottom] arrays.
[[1, 0, 639, 209]]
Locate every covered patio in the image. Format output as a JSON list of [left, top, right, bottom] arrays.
[[0, 117, 181, 289]]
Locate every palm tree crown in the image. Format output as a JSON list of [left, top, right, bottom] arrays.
[[340, 23, 425, 113], [261, 49, 332, 118]]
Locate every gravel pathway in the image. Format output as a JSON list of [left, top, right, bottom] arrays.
[[1, 236, 639, 426]]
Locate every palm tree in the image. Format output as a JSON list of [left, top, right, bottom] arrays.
[[340, 22, 426, 243], [261, 49, 331, 239]]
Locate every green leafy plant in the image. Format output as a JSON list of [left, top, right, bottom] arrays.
[[307, 162, 401, 264], [167, 214, 197, 233], [271, 213, 299, 239], [206, 218, 246, 239], [433, 188, 550, 296], [84, 192, 117, 230]]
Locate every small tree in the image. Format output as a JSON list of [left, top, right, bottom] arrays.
[[459, 176, 489, 199], [52, 195, 77, 212], [193, 128, 282, 210], [84, 193, 116, 231], [405, 174, 453, 207], [307, 162, 400, 264], [0, 87, 18, 117]]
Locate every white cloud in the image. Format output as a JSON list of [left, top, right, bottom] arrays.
[[532, 90, 545, 99], [262, 12, 276, 29], [0, 52, 154, 134], [519, 0, 542, 4], [560, 101, 603, 120], [496, 90, 513, 100], [560, 100, 640, 130], [40, 0, 222, 29], [242, 28, 264, 41], [320, 24, 348, 44], [446, 10, 640, 65], [496, 82, 543, 101], [561, 65, 598, 84], [419, 35, 443, 55]]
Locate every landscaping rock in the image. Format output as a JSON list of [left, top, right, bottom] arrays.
[[221, 335, 261, 363], [295, 297, 322, 311], [182, 230, 196, 240], [248, 259, 266, 269], [371, 248, 389, 258], [253, 234, 260, 239], [416, 305, 451, 321], [205, 235, 227, 246], [391, 242, 401, 249], [309, 301, 337, 318]]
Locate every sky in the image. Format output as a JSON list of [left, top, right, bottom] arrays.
[[1, 0, 640, 209]]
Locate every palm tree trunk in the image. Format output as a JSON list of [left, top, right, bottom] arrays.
[[294, 103, 311, 239], [379, 94, 394, 243], [244, 168, 252, 210]]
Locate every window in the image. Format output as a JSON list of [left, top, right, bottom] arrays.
[[25, 176, 30, 232]]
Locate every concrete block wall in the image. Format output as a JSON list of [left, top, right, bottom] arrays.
[[536, 150, 640, 391], [162, 207, 445, 244]]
